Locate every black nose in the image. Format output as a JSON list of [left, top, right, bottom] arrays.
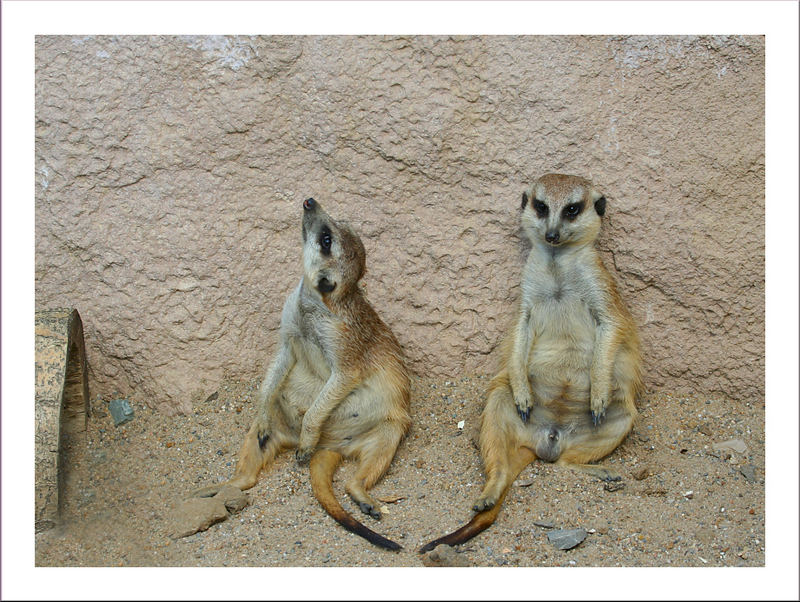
[[303, 197, 316, 211], [545, 230, 560, 244]]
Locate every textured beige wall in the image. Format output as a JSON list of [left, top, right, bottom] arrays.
[[35, 35, 764, 414]]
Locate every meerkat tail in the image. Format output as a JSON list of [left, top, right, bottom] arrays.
[[418, 487, 510, 553], [309, 449, 402, 551], [419, 445, 535, 553]]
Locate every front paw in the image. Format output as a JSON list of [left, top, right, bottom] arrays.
[[252, 415, 272, 450], [514, 393, 532, 423], [296, 425, 319, 464], [590, 394, 608, 426]]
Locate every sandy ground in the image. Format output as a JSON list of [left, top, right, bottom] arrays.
[[33, 372, 766, 577]]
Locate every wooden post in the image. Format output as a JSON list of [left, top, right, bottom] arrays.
[[35, 308, 90, 532]]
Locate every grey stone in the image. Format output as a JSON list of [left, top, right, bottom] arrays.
[[108, 398, 134, 426], [712, 439, 748, 454], [739, 465, 757, 482], [533, 520, 555, 529], [547, 528, 587, 550]]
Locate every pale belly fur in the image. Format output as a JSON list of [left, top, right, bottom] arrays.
[[527, 295, 596, 404], [277, 342, 389, 444]]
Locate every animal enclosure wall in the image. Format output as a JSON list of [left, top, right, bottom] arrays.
[[35, 35, 765, 414]]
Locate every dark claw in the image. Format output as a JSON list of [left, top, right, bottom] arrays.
[[472, 499, 495, 513], [295, 449, 311, 464], [517, 406, 530, 423], [591, 410, 605, 427], [359, 502, 381, 520], [258, 432, 270, 449]]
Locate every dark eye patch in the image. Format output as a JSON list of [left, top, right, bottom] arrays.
[[318, 226, 332, 255], [532, 199, 548, 218], [562, 202, 584, 220]]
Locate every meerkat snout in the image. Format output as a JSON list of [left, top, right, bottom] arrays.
[[303, 197, 316, 211], [545, 229, 560, 244]]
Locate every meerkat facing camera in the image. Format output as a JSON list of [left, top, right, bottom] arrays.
[[421, 173, 643, 552], [196, 197, 411, 551]]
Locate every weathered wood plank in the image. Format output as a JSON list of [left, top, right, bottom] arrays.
[[35, 308, 90, 532]]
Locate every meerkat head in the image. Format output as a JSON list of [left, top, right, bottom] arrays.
[[301, 197, 366, 298], [520, 173, 606, 249]]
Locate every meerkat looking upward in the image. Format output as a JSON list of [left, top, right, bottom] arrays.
[[420, 173, 643, 552], [196, 197, 411, 551]]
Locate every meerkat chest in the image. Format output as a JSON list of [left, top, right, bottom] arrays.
[[280, 317, 333, 423], [281, 287, 339, 377], [525, 256, 588, 306], [291, 336, 332, 380], [524, 255, 597, 339], [523, 256, 598, 395]]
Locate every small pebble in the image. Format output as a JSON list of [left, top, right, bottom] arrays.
[[739, 465, 756, 482], [712, 439, 747, 454], [547, 528, 587, 551], [109, 398, 135, 426]]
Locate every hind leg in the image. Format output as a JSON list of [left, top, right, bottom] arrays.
[[418, 376, 534, 552], [194, 421, 287, 496], [474, 442, 537, 511], [418, 443, 536, 553], [230, 421, 289, 490], [556, 458, 623, 482], [557, 402, 634, 481], [195, 347, 296, 497], [345, 424, 404, 520], [473, 374, 534, 511]]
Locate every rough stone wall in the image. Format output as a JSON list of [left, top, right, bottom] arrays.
[[35, 35, 764, 414]]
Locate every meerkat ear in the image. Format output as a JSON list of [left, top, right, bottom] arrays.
[[521, 191, 529, 210], [594, 196, 606, 216]]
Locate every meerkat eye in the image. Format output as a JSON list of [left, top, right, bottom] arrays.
[[319, 229, 333, 254], [532, 199, 548, 218], [563, 203, 584, 220]]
